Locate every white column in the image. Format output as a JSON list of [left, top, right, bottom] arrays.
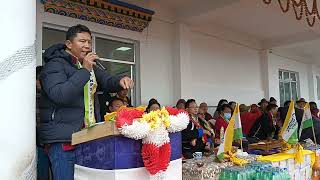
[[0, 0, 36, 179], [259, 50, 270, 99], [172, 23, 193, 100]]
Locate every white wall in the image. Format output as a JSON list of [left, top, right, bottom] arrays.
[[139, 19, 175, 105], [181, 28, 264, 106], [267, 53, 310, 105]]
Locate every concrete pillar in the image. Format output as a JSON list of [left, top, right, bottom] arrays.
[[0, 0, 36, 179]]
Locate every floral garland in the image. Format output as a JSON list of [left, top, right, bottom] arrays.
[[106, 106, 189, 179]]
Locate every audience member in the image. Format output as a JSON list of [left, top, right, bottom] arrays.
[[248, 104, 278, 142], [199, 102, 213, 121], [146, 98, 161, 113], [176, 99, 186, 110], [213, 99, 228, 119], [116, 89, 132, 107], [214, 104, 232, 139], [239, 104, 262, 136]]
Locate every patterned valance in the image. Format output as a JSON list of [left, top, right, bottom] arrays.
[[41, 0, 155, 32]]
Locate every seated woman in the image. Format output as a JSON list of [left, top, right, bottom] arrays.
[[182, 99, 214, 159], [248, 104, 278, 142], [146, 98, 161, 113], [176, 99, 186, 110], [213, 99, 228, 119], [108, 97, 125, 113], [214, 104, 233, 139], [310, 102, 320, 118], [239, 104, 262, 137]]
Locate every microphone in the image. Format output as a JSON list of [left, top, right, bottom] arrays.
[[94, 59, 106, 70], [85, 52, 106, 70]]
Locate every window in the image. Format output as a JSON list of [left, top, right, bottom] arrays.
[[279, 70, 300, 106], [317, 76, 320, 100], [42, 27, 138, 106]]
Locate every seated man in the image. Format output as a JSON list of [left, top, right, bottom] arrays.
[[248, 104, 278, 142], [199, 102, 213, 121], [182, 99, 214, 159]]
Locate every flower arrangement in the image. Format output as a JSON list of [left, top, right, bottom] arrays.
[[105, 106, 189, 179]]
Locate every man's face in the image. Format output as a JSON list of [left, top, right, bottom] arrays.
[[110, 100, 124, 112], [199, 103, 208, 113], [298, 102, 306, 109], [262, 102, 268, 108], [271, 108, 278, 117], [65, 32, 92, 61], [187, 102, 198, 116]]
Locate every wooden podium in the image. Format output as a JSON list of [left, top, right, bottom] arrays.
[[72, 121, 119, 145]]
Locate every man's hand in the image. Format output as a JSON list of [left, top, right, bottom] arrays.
[[83, 52, 99, 71], [119, 76, 134, 89]]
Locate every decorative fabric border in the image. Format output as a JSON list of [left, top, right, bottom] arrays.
[[0, 44, 35, 81], [41, 0, 155, 32]]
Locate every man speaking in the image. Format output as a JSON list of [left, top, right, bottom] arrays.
[[38, 24, 134, 180]]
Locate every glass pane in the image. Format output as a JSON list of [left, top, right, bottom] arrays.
[[290, 73, 297, 81], [95, 37, 134, 62], [279, 82, 284, 106], [42, 27, 66, 50], [283, 72, 290, 80], [97, 61, 134, 104], [291, 82, 298, 101], [284, 82, 291, 102], [279, 71, 283, 80]]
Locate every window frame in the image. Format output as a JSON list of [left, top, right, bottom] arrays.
[[279, 69, 300, 106]]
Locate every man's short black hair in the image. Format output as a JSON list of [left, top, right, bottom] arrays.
[[267, 104, 278, 111], [66, 24, 91, 41], [185, 99, 196, 108]]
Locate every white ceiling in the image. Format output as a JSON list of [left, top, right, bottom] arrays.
[[125, 0, 320, 66]]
